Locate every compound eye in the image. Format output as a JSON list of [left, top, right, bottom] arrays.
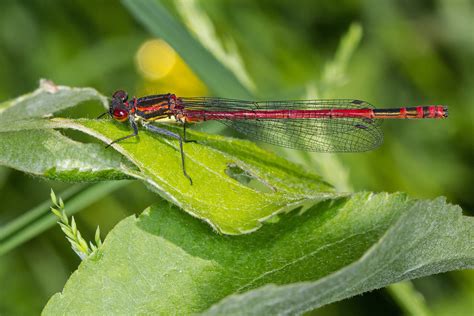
[[112, 90, 128, 101], [113, 108, 129, 122]]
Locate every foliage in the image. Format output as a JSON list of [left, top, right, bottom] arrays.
[[0, 0, 472, 315], [0, 76, 471, 316], [44, 195, 473, 315]]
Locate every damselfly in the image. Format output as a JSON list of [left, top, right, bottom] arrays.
[[100, 90, 448, 184]]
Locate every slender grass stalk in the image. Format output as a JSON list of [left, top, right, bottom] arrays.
[[387, 281, 432, 316], [0, 180, 131, 256]]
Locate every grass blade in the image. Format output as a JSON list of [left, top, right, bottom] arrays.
[[0, 181, 130, 256], [122, 0, 251, 98]]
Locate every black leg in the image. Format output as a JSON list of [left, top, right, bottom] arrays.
[[106, 118, 139, 148], [143, 124, 193, 185], [181, 121, 197, 143]]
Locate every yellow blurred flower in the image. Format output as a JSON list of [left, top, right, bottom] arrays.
[[135, 39, 207, 96]]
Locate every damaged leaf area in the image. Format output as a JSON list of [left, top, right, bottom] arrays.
[[0, 83, 334, 234]]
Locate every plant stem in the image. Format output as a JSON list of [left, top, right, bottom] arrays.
[[387, 281, 432, 316], [0, 180, 131, 256]]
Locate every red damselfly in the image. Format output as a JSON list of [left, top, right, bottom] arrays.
[[100, 90, 448, 184]]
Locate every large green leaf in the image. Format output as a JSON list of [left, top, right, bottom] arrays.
[[42, 193, 473, 315], [0, 84, 333, 234]]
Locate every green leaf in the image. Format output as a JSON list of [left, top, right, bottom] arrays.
[[42, 193, 473, 315], [122, 0, 252, 98], [0, 81, 133, 182]]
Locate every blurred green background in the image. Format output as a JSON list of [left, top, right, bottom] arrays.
[[0, 0, 472, 315]]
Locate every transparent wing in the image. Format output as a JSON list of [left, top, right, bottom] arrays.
[[179, 98, 383, 152]]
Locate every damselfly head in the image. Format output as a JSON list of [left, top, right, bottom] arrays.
[[110, 90, 130, 122], [112, 90, 128, 102]]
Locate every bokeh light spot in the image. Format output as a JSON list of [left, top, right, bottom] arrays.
[[136, 39, 177, 80]]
